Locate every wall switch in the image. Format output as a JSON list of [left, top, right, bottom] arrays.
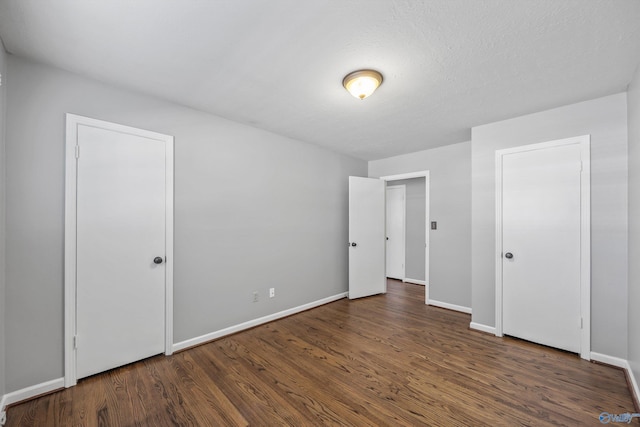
[[269, 288, 275, 298], [253, 291, 259, 302]]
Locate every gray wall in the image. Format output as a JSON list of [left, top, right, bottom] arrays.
[[628, 65, 640, 392], [370, 141, 472, 309], [472, 93, 628, 358], [387, 178, 425, 281], [0, 40, 7, 400], [4, 55, 366, 392]]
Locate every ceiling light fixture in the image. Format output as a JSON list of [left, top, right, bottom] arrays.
[[342, 69, 383, 100]]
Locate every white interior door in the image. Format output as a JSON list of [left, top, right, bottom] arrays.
[[75, 122, 168, 379], [349, 176, 386, 299], [386, 185, 405, 280], [500, 142, 584, 354]]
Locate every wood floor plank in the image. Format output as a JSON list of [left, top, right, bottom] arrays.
[[5, 280, 637, 426]]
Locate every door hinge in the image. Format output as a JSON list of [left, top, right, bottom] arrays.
[[73, 335, 78, 349], [75, 145, 80, 159]]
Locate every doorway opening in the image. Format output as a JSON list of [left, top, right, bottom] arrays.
[[385, 184, 406, 280], [381, 171, 430, 303]]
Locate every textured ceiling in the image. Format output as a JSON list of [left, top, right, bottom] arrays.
[[1, 0, 639, 160]]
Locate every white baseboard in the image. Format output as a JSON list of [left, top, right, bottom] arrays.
[[1, 377, 64, 416], [625, 360, 640, 408], [590, 352, 626, 368], [173, 292, 348, 352], [403, 278, 425, 286], [591, 352, 640, 408], [470, 322, 496, 335], [0, 394, 6, 426], [428, 299, 472, 314]]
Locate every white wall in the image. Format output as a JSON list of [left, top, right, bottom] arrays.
[[386, 178, 425, 281], [472, 93, 629, 358], [370, 141, 472, 309], [628, 64, 640, 393], [4, 56, 366, 392], [0, 39, 7, 400]]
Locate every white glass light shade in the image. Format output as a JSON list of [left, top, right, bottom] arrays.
[[342, 70, 383, 100]]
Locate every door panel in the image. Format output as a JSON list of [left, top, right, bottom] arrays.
[[386, 185, 405, 280], [349, 176, 386, 299], [501, 144, 582, 353], [76, 124, 166, 379]]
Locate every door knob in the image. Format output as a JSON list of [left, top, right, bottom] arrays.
[[351, 242, 357, 247], [505, 252, 513, 259], [153, 257, 164, 264]]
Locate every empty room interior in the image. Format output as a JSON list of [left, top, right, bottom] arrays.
[[1, 1, 640, 425]]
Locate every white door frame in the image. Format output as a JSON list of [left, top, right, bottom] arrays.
[[385, 185, 406, 280], [380, 171, 430, 303], [64, 114, 175, 387], [495, 135, 590, 360]]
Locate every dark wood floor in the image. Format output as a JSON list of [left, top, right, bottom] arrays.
[[6, 280, 638, 426]]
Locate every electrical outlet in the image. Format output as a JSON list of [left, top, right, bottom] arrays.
[[253, 291, 258, 302], [269, 288, 275, 298]]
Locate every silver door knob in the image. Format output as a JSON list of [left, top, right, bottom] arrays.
[[153, 257, 164, 264], [505, 252, 513, 259]]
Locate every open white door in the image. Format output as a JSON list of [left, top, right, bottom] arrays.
[[349, 176, 386, 299]]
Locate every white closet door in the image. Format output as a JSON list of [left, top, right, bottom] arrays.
[[76, 123, 167, 379], [501, 143, 582, 353]]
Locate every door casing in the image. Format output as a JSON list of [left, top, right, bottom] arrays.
[[64, 114, 175, 387], [494, 135, 591, 360]]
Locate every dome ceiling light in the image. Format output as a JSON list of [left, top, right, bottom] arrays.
[[342, 69, 383, 100]]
